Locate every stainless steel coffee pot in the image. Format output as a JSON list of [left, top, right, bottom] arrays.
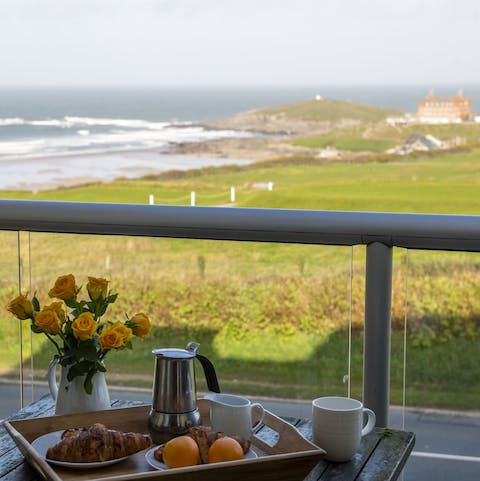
[[148, 341, 220, 444]]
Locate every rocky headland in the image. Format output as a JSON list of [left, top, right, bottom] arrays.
[[166, 98, 400, 162]]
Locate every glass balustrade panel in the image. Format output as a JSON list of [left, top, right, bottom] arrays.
[[3, 231, 363, 422], [393, 248, 480, 481]]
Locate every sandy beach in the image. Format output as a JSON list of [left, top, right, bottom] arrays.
[[0, 148, 253, 191]]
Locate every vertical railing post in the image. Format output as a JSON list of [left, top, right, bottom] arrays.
[[363, 241, 392, 427]]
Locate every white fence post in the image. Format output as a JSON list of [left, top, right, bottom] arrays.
[[149, 194, 154, 205], [230, 187, 236, 203], [268, 182, 274, 191], [191, 192, 196, 206]]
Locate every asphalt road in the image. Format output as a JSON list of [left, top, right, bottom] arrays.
[[1, 382, 479, 481]]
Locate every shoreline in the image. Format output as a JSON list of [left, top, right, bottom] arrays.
[[0, 146, 255, 192], [0, 129, 319, 192]]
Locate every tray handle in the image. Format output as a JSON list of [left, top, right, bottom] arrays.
[[2, 421, 63, 481], [253, 410, 320, 455]]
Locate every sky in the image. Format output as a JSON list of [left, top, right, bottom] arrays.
[[0, 0, 479, 87]]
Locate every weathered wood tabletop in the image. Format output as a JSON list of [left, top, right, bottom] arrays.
[[1, 396, 415, 481]]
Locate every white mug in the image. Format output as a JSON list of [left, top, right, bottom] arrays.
[[312, 396, 376, 462], [204, 393, 265, 439]]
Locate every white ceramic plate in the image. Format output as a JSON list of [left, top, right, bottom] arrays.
[[145, 445, 258, 471], [31, 431, 128, 469]]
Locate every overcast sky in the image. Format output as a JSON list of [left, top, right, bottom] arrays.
[[0, 0, 478, 87]]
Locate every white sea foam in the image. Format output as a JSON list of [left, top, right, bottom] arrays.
[[0, 139, 46, 155], [64, 116, 171, 130], [0, 117, 25, 126], [0, 116, 245, 157], [30, 119, 72, 127], [0, 116, 175, 130]]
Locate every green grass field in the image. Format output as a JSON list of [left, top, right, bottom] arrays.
[[291, 122, 480, 153], [1, 147, 480, 410]]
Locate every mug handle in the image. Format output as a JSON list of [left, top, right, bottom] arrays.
[[361, 408, 376, 436], [48, 358, 59, 400], [251, 403, 265, 432]]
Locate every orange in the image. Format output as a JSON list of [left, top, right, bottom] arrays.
[[162, 435, 200, 468], [208, 436, 244, 463]]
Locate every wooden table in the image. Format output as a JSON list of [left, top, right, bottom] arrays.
[[1, 396, 415, 481]]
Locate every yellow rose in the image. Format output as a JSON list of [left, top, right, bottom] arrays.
[[99, 325, 124, 350], [111, 321, 132, 345], [48, 274, 77, 300], [35, 308, 63, 335], [43, 301, 66, 323], [7, 293, 33, 320], [129, 312, 151, 338], [86, 276, 109, 301], [71, 312, 98, 341]]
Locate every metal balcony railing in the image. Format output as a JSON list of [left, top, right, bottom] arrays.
[[1, 198, 480, 426]]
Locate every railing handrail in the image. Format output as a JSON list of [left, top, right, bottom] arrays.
[[1, 199, 480, 251]]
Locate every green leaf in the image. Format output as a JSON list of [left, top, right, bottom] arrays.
[[84, 370, 95, 395], [30, 323, 43, 334], [67, 360, 92, 381], [106, 293, 118, 304], [77, 341, 98, 361], [60, 356, 72, 367], [125, 341, 133, 350], [64, 297, 78, 309], [96, 362, 107, 372], [32, 296, 41, 312]]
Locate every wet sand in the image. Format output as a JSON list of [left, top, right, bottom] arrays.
[[0, 148, 253, 191]]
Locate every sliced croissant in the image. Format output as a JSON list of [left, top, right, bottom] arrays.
[[188, 426, 251, 463], [46, 423, 151, 463]]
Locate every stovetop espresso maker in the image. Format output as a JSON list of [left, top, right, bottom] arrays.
[[148, 341, 220, 444]]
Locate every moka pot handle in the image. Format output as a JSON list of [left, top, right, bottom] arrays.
[[196, 354, 221, 393]]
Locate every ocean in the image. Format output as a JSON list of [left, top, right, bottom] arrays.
[[1, 85, 478, 190]]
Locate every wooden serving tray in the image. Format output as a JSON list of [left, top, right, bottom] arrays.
[[3, 399, 325, 481]]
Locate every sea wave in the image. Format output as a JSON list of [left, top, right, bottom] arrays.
[[0, 115, 181, 130], [64, 116, 173, 130], [0, 117, 25, 126], [0, 116, 252, 160]]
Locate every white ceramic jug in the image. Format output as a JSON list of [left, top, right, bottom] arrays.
[[48, 358, 111, 415], [204, 393, 265, 439]]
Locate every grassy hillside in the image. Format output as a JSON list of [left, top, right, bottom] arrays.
[[261, 98, 401, 123], [207, 98, 402, 135]]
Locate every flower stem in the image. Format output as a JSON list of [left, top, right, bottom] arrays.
[[58, 331, 73, 351], [44, 333, 62, 355]]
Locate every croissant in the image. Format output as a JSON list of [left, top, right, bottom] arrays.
[[46, 423, 151, 463]]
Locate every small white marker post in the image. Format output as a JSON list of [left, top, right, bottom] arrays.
[[268, 182, 274, 191], [149, 194, 154, 205], [230, 186, 236, 203], [191, 192, 196, 206]]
